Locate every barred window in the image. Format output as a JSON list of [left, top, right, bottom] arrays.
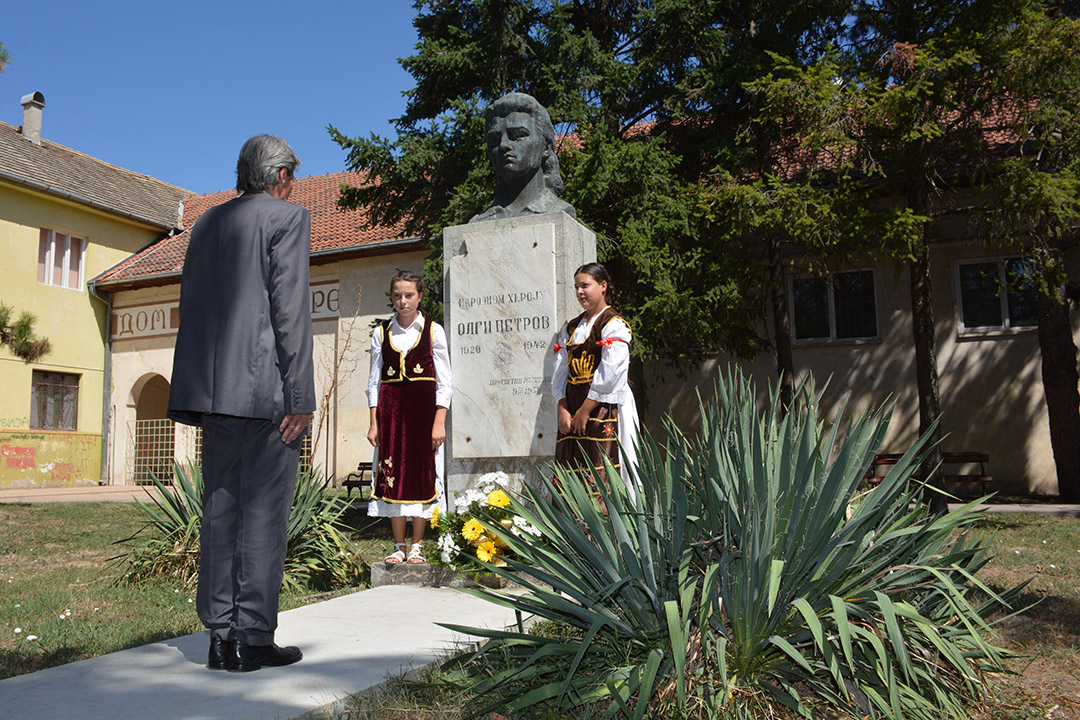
[[790, 270, 878, 343], [30, 371, 79, 430]]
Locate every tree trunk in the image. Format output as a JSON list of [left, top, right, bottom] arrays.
[[1037, 281, 1080, 502], [909, 240, 947, 511], [768, 238, 795, 410]]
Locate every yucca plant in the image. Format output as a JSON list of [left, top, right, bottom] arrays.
[[439, 369, 1028, 719], [116, 462, 363, 592]]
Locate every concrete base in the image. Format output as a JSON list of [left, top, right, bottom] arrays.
[[371, 561, 471, 587], [370, 561, 534, 590]]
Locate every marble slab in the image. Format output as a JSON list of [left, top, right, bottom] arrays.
[[447, 223, 558, 457], [443, 213, 595, 491]]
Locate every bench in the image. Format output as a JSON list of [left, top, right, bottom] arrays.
[[341, 461, 373, 498], [865, 451, 991, 490]]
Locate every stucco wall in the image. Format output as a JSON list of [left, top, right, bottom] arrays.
[[0, 182, 167, 487], [643, 242, 1078, 497]]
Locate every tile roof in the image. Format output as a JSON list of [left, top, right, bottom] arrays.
[[92, 171, 420, 291], [0, 120, 189, 230]]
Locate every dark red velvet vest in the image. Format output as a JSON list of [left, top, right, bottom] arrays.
[[372, 317, 438, 504]]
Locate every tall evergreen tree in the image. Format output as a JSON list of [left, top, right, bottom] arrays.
[[330, 0, 849, 364]]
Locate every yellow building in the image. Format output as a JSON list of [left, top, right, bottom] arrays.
[[0, 92, 188, 488]]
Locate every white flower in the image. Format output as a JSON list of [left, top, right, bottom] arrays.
[[25, 635, 37, 641], [14, 627, 21, 634], [512, 515, 542, 538], [437, 533, 461, 567]]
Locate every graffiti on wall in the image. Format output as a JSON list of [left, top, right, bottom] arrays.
[[0, 430, 101, 488]]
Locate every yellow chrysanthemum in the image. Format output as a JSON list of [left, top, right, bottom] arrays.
[[430, 506, 441, 528], [461, 518, 485, 542], [486, 489, 511, 508], [475, 540, 498, 563]]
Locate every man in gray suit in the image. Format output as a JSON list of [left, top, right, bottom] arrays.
[[168, 134, 315, 672]]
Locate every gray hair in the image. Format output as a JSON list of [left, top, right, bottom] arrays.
[[486, 92, 564, 195], [235, 134, 300, 193]]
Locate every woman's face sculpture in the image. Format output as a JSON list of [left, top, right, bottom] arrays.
[[485, 110, 546, 183]]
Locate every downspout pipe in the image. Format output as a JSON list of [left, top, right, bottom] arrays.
[[87, 280, 113, 485]]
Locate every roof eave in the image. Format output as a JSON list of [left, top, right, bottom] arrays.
[[309, 236, 428, 265], [0, 169, 180, 231], [92, 236, 429, 292]]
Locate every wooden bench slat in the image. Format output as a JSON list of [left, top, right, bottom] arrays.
[[342, 462, 373, 498]]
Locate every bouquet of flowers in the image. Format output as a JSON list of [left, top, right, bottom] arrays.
[[432, 471, 542, 570]]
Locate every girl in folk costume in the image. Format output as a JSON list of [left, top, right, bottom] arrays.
[[366, 271, 451, 564], [552, 263, 639, 496]]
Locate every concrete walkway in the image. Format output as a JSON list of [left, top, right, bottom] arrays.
[[0, 584, 523, 720], [0, 485, 157, 504]]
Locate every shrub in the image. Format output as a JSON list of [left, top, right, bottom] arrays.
[[439, 369, 1028, 719], [117, 462, 363, 592]]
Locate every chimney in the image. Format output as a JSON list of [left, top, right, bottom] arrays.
[[20, 92, 45, 146]]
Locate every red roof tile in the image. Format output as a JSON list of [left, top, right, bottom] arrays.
[[91, 171, 420, 291]]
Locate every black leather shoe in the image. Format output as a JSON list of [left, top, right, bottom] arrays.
[[207, 637, 232, 670], [229, 640, 303, 672]]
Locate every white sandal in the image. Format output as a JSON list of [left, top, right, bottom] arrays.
[[384, 542, 406, 564], [406, 542, 427, 564]]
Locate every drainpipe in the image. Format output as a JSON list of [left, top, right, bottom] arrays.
[[87, 280, 113, 486]]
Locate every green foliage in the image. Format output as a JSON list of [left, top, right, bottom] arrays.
[[0, 41, 10, 73], [438, 369, 1026, 719], [116, 463, 363, 592], [330, 0, 853, 363], [0, 300, 50, 362]]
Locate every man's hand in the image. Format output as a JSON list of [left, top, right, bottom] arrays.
[[279, 413, 312, 444]]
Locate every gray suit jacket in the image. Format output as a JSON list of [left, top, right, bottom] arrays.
[[168, 191, 315, 426]]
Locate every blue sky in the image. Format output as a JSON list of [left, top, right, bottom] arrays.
[[1, 1, 420, 194]]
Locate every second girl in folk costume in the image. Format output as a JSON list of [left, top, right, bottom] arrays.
[[366, 271, 451, 564], [552, 263, 639, 496]]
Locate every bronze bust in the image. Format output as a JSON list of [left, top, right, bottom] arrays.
[[470, 92, 576, 222]]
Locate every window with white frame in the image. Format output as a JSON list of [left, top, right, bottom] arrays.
[[956, 257, 1038, 333], [37, 228, 87, 291], [30, 371, 79, 431], [790, 269, 878, 342]]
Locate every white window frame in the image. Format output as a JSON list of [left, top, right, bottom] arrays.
[[955, 256, 1039, 335], [788, 268, 880, 344], [38, 228, 87, 291]]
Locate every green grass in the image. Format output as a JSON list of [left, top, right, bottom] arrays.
[[2, 501, 1077, 719], [0, 499, 397, 681]]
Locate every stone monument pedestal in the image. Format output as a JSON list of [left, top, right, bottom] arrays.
[[442, 212, 596, 502]]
